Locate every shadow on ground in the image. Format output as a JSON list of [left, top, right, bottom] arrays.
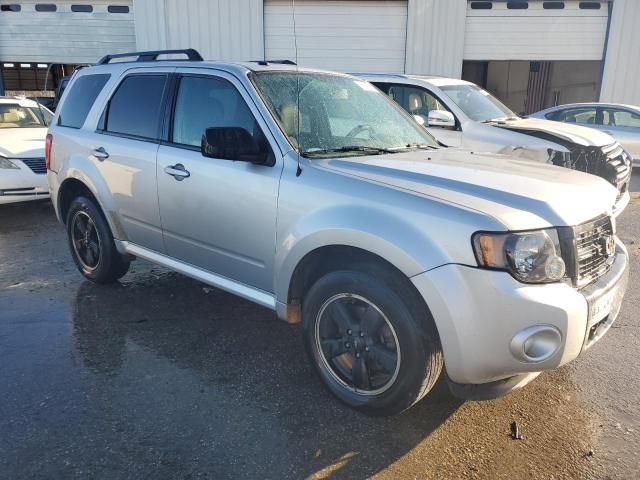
[[69, 277, 462, 479]]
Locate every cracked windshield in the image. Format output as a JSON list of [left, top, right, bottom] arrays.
[[252, 72, 438, 157]]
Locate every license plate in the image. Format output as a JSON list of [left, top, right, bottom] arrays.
[[590, 283, 625, 324]]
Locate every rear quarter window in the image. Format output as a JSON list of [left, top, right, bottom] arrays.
[[57, 74, 110, 129]]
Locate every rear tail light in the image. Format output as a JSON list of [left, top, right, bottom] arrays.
[[45, 133, 53, 170]]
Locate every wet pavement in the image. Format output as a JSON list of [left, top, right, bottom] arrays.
[[1, 173, 639, 479]]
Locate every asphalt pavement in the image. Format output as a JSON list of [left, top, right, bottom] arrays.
[[1, 173, 639, 479]]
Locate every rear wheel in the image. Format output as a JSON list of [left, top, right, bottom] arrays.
[[302, 269, 443, 416], [66, 196, 129, 283]]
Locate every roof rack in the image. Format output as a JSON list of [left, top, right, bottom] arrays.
[[249, 59, 297, 66], [96, 48, 204, 65]]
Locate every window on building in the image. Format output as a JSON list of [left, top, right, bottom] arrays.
[[71, 4, 93, 12], [507, 1, 528, 9], [470, 2, 492, 9], [35, 4, 57, 12], [58, 74, 110, 129], [0, 4, 21, 12], [107, 5, 130, 13], [579, 2, 601, 9], [543, 2, 565, 9], [103, 75, 166, 139]]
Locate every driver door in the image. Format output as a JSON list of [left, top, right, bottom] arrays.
[[156, 70, 283, 292]]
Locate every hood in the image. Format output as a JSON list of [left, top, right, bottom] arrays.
[[0, 128, 47, 158], [490, 117, 614, 148], [317, 149, 617, 230]]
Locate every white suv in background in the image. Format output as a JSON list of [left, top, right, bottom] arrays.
[[0, 97, 53, 204], [358, 74, 633, 215]]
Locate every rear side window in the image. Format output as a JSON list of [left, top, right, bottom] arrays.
[[58, 74, 110, 128], [103, 75, 167, 140]]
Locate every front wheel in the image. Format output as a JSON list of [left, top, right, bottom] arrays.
[[302, 270, 443, 416]]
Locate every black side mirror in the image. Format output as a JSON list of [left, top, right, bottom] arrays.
[[201, 127, 271, 165]]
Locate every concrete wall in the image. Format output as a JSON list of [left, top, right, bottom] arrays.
[[600, 0, 640, 105], [133, 0, 264, 62], [405, 0, 466, 77]]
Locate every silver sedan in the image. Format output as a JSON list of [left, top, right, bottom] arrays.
[[531, 103, 640, 166]]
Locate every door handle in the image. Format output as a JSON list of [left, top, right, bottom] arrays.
[[164, 163, 190, 181], [92, 147, 109, 161]]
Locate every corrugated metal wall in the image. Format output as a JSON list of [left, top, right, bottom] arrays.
[[133, 0, 264, 61], [405, 0, 466, 77], [464, 0, 608, 61], [264, 0, 407, 72], [599, 0, 640, 104], [0, 0, 135, 63]]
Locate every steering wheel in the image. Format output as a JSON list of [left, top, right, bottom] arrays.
[[346, 124, 375, 139]]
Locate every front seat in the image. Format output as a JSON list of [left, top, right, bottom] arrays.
[[408, 94, 429, 124]]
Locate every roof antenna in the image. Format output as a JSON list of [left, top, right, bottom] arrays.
[[292, 0, 302, 177]]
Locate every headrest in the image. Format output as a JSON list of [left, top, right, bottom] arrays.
[[280, 103, 299, 137], [1, 112, 20, 123], [408, 94, 422, 112]]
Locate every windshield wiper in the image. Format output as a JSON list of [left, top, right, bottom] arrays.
[[389, 143, 439, 151], [481, 116, 520, 124], [303, 145, 397, 157]]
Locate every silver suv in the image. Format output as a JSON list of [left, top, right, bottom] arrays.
[[47, 50, 629, 416]]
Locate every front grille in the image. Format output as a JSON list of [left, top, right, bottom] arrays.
[[17, 157, 46, 174], [573, 216, 615, 288], [601, 143, 632, 199]]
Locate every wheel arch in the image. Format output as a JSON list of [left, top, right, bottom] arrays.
[[57, 171, 126, 241]]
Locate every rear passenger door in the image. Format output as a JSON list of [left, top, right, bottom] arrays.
[[156, 70, 282, 292], [93, 69, 171, 253]]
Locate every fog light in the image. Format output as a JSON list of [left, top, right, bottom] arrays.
[[510, 325, 562, 363]]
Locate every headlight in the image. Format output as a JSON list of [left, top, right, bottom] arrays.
[[472, 228, 566, 283], [0, 156, 20, 169]]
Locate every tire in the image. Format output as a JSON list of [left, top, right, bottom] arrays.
[[302, 269, 443, 416], [66, 196, 130, 284]]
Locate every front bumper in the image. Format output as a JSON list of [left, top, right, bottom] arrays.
[[0, 162, 50, 205], [412, 239, 629, 391], [0, 187, 50, 204]]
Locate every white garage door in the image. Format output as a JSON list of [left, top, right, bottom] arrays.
[[464, 0, 609, 61], [264, 0, 407, 72], [0, 0, 135, 64]]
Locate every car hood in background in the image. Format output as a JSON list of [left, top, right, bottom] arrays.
[[318, 149, 616, 230], [0, 128, 47, 158], [489, 117, 614, 147]]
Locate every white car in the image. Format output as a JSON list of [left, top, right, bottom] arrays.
[[0, 97, 53, 204], [358, 74, 633, 215]]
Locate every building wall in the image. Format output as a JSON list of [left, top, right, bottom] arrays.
[[405, 0, 466, 77], [133, 0, 264, 62], [599, 0, 640, 104], [0, 0, 135, 64]]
